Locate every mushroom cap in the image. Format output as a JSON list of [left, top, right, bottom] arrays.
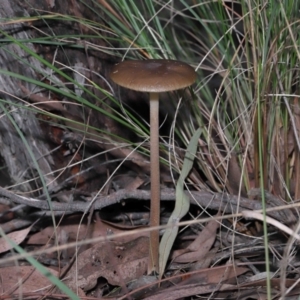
[[110, 59, 197, 93]]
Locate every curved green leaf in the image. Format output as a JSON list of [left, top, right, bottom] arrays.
[[159, 128, 201, 277]]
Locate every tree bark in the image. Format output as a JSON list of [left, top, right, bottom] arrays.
[[0, 0, 56, 191], [0, 0, 116, 193]]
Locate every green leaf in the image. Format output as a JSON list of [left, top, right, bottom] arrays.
[[159, 128, 201, 277]]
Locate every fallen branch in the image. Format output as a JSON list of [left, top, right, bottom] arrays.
[[0, 186, 295, 224]]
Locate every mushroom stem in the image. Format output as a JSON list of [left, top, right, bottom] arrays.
[[148, 92, 160, 274], [110, 59, 197, 276]]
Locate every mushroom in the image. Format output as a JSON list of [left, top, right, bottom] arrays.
[[110, 59, 197, 273]]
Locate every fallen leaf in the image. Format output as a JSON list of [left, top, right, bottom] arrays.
[[172, 215, 219, 263], [145, 265, 248, 300], [144, 283, 239, 300], [240, 273, 300, 288], [0, 265, 58, 294], [0, 225, 33, 254], [100, 219, 148, 240], [0, 204, 13, 223], [64, 236, 149, 292], [28, 217, 148, 249]]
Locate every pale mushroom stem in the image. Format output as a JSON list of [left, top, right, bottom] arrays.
[[148, 92, 160, 274], [110, 59, 196, 275]]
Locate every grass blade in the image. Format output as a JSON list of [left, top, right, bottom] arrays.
[[159, 128, 201, 277]]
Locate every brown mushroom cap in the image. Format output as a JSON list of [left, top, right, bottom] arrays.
[[110, 59, 197, 93]]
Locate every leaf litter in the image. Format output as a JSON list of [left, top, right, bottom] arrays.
[[171, 213, 220, 263], [1, 145, 300, 299]]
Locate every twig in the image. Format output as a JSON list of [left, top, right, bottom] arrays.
[[0, 186, 295, 224], [242, 210, 300, 240]]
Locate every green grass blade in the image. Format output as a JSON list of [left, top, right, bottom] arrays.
[[0, 228, 80, 299], [159, 128, 201, 277]]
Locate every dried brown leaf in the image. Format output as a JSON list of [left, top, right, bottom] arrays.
[[0, 225, 32, 254], [241, 275, 300, 289], [64, 236, 148, 292], [145, 283, 238, 300], [173, 215, 219, 263], [125, 175, 145, 190], [0, 265, 58, 294], [144, 265, 248, 300]]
